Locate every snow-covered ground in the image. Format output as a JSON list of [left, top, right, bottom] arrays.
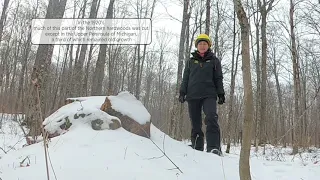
[[0, 92, 319, 180], [0, 113, 26, 157], [238, 144, 320, 167]]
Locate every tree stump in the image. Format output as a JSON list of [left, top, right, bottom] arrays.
[[100, 96, 150, 138]]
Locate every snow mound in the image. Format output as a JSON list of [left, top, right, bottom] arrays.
[[43, 95, 119, 135], [43, 91, 150, 136]]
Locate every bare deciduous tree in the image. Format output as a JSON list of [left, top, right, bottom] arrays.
[[233, 0, 254, 179], [91, 0, 115, 95], [226, 5, 239, 153], [258, 0, 275, 153], [169, 0, 190, 140], [289, 0, 301, 154], [25, 0, 68, 137]]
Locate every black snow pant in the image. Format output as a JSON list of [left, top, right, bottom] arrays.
[[187, 97, 221, 152]]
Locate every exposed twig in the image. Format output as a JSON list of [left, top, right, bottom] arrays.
[[0, 147, 7, 154], [20, 156, 30, 166], [146, 155, 165, 160], [13, 114, 27, 137], [33, 80, 51, 180], [47, 150, 58, 180], [167, 167, 180, 171], [141, 127, 183, 174], [129, 120, 183, 173], [4, 137, 25, 153], [158, 1, 182, 23]]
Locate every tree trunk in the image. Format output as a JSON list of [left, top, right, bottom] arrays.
[[66, 45, 74, 98], [226, 6, 238, 153], [2, 26, 14, 111], [10, 38, 22, 111], [58, 45, 70, 105], [135, 45, 141, 99], [205, 0, 210, 35], [73, 0, 98, 96], [290, 0, 301, 154], [317, 95, 320, 147], [16, 1, 39, 113], [107, 45, 121, 95], [234, 0, 254, 179], [214, 2, 221, 56], [0, 0, 10, 87], [272, 46, 286, 147], [83, 44, 94, 96], [300, 56, 308, 148], [16, 30, 31, 111], [169, 0, 190, 140], [258, 0, 274, 151], [25, 0, 68, 137], [254, 6, 261, 150], [50, 48, 63, 111], [91, 0, 115, 95], [144, 70, 153, 109]]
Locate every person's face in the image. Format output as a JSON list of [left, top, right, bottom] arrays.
[[197, 41, 209, 53]]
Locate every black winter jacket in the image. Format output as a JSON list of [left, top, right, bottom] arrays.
[[179, 49, 225, 100]]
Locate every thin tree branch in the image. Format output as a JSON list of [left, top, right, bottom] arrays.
[[0, 147, 7, 154]]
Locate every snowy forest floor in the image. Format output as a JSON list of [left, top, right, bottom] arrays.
[[0, 112, 319, 180]]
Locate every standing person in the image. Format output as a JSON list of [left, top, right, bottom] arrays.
[[179, 34, 225, 156]]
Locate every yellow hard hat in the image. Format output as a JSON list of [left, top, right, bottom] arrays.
[[194, 34, 212, 47]]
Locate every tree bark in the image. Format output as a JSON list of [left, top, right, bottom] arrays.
[[226, 5, 238, 153], [258, 0, 274, 152], [205, 0, 210, 35], [0, 0, 10, 87], [254, 4, 261, 150], [214, 2, 221, 56], [83, 44, 94, 96], [272, 46, 286, 147], [234, 0, 254, 179], [25, 0, 68, 137], [73, 0, 98, 96], [290, 0, 301, 154], [135, 45, 141, 98], [91, 0, 115, 95], [300, 55, 308, 148], [169, 0, 190, 140]]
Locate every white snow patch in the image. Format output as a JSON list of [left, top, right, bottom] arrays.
[[108, 91, 151, 124]]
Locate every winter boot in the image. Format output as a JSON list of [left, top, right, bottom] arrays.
[[190, 134, 204, 151]]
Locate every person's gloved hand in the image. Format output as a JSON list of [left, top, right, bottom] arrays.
[[179, 93, 186, 103], [218, 94, 225, 105]]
